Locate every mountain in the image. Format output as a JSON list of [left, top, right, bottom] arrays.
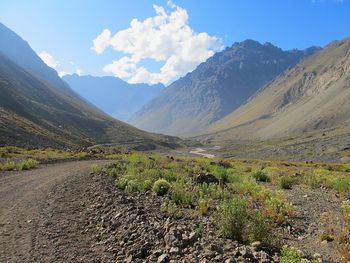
[[0, 23, 179, 149], [204, 37, 350, 143], [130, 40, 320, 136], [63, 74, 164, 121], [0, 22, 77, 96]]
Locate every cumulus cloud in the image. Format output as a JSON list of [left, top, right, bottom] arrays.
[[58, 71, 68, 77], [38, 51, 59, 68], [92, 2, 223, 84], [76, 69, 83, 76]]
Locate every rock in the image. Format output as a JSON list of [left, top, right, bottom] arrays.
[[169, 247, 180, 255], [210, 244, 223, 254], [251, 241, 261, 250], [313, 253, 321, 259], [125, 255, 133, 263], [157, 253, 170, 263], [225, 259, 237, 263], [194, 173, 219, 184]]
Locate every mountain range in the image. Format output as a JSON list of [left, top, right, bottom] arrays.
[[0, 22, 178, 149], [204, 37, 350, 142], [130, 40, 321, 136], [63, 74, 164, 121]]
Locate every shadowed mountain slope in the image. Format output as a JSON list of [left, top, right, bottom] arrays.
[[0, 23, 179, 149]]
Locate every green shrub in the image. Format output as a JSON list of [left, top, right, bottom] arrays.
[[216, 198, 249, 241], [90, 164, 101, 174], [252, 170, 270, 182], [161, 200, 183, 219], [115, 177, 129, 190], [280, 176, 297, 189], [197, 197, 210, 215], [17, 159, 39, 170], [171, 180, 193, 206], [280, 246, 303, 263], [248, 211, 270, 244], [153, 179, 171, 196], [1, 160, 15, 171], [125, 179, 141, 193], [342, 200, 350, 227], [142, 179, 153, 192], [333, 176, 350, 197], [264, 192, 295, 223]]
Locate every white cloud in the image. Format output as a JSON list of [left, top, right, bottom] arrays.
[[92, 2, 223, 84], [38, 51, 59, 68], [76, 69, 83, 76], [58, 71, 68, 77], [69, 61, 75, 65]]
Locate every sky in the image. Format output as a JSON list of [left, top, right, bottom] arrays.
[[0, 0, 349, 85]]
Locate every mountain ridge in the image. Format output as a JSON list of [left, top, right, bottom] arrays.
[[130, 39, 321, 136], [203, 37, 350, 142]]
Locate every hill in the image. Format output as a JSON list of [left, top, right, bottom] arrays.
[[130, 40, 320, 135], [63, 74, 163, 121]]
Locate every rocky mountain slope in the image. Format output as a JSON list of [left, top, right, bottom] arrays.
[[205, 37, 350, 142], [0, 24, 178, 149], [130, 40, 320, 136], [63, 74, 164, 121]]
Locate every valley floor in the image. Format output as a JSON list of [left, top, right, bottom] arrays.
[[1, 156, 349, 262]]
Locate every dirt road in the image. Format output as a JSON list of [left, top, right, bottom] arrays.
[[0, 160, 108, 263]]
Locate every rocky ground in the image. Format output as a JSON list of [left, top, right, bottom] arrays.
[[1, 160, 345, 262]]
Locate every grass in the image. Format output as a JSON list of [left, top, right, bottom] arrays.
[[0, 158, 39, 171], [252, 169, 270, 182]]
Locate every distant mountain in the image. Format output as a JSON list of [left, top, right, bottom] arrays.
[[205, 37, 350, 142], [63, 74, 164, 121], [130, 40, 321, 136], [0, 23, 179, 149]]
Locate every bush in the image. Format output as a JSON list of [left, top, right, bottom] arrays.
[[252, 170, 270, 182], [264, 192, 295, 223], [125, 179, 141, 193], [153, 179, 171, 196], [142, 179, 153, 192], [161, 200, 183, 219], [197, 197, 210, 215], [171, 180, 193, 206], [17, 159, 39, 170], [280, 176, 297, 189], [280, 246, 303, 263], [333, 176, 350, 198], [90, 164, 101, 174], [115, 177, 129, 190], [1, 160, 15, 171], [248, 211, 270, 244], [216, 198, 248, 241]]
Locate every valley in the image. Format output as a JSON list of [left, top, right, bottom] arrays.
[[1, 3, 350, 262]]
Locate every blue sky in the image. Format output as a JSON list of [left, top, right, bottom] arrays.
[[1, 0, 349, 84]]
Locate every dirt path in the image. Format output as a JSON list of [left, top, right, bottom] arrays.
[[0, 160, 108, 263]]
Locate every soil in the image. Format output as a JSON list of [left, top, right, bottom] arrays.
[[0, 160, 108, 263]]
